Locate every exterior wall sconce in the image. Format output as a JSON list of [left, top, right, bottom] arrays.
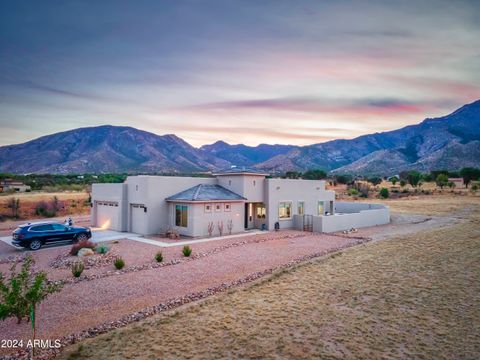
[[144, 207, 147, 213]]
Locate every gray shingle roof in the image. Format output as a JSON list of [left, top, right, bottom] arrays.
[[166, 184, 246, 202]]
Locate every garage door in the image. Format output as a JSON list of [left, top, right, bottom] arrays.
[[130, 204, 146, 234], [96, 201, 120, 230]]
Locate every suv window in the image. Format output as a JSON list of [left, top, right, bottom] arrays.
[[52, 224, 66, 231], [30, 224, 53, 231]]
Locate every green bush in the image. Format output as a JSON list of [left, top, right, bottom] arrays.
[[347, 188, 359, 196], [71, 261, 84, 278], [471, 184, 478, 192], [95, 243, 110, 254], [182, 246, 192, 257], [114, 257, 125, 270], [155, 251, 163, 263], [400, 180, 406, 187], [379, 188, 389, 198]]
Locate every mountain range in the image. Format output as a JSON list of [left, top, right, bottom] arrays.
[[0, 99, 479, 175]]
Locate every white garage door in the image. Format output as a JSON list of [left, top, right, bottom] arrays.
[[96, 201, 120, 230], [130, 204, 146, 234]]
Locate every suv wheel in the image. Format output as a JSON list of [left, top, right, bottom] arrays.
[[29, 239, 42, 251], [76, 233, 88, 242]]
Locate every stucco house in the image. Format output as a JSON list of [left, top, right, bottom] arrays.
[[91, 169, 389, 237], [0, 179, 31, 193]]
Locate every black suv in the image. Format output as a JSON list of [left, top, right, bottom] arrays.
[[12, 222, 92, 250]]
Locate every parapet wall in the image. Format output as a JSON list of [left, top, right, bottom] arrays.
[[293, 202, 390, 233]]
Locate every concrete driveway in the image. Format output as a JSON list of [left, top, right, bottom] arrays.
[[0, 228, 139, 254]]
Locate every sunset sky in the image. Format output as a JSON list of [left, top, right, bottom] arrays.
[[1, 0, 479, 147]]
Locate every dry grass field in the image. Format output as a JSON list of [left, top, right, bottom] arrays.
[[0, 191, 90, 220], [59, 195, 480, 360]]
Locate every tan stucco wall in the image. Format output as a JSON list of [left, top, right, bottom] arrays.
[[217, 174, 265, 202], [265, 179, 335, 230], [125, 176, 217, 235], [91, 183, 128, 231], [168, 201, 244, 237]]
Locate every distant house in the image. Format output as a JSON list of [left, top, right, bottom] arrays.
[[91, 169, 390, 237], [448, 178, 464, 188], [0, 179, 31, 193]]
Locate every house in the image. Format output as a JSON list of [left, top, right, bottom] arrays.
[[91, 169, 389, 237], [448, 177, 464, 188], [0, 179, 31, 193]]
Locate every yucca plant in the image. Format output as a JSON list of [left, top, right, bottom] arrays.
[[114, 257, 125, 270], [71, 261, 84, 278], [155, 251, 163, 263], [182, 246, 192, 257]]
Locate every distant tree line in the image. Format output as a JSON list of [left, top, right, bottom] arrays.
[[281, 167, 480, 189]]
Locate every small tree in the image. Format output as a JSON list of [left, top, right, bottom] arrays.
[[302, 169, 327, 180], [207, 222, 214, 237], [0, 256, 62, 358], [367, 177, 382, 187], [7, 197, 20, 218], [217, 221, 224, 236], [460, 167, 480, 188], [390, 176, 398, 186], [400, 179, 407, 187], [407, 171, 421, 187], [436, 174, 449, 189], [379, 188, 389, 199], [227, 220, 233, 235]]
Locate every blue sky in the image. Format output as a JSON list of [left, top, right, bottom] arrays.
[[1, 0, 479, 146]]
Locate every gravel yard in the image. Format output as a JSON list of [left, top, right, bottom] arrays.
[[0, 230, 362, 357]]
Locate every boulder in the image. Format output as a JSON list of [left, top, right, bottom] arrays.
[[78, 248, 95, 257]]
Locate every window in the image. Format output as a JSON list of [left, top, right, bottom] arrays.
[[298, 201, 305, 215], [318, 201, 324, 216], [30, 224, 53, 232], [52, 224, 67, 231], [224, 203, 231, 212], [256, 205, 266, 219], [175, 204, 188, 227], [278, 202, 292, 219], [215, 203, 222, 212], [204, 204, 212, 213]]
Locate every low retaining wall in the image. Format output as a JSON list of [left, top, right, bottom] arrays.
[[293, 202, 390, 233]]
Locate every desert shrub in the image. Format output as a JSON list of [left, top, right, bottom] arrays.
[[367, 176, 382, 186], [400, 180, 406, 187], [182, 246, 192, 257], [70, 240, 96, 256], [347, 188, 359, 196], [155, 251, 163, 263], [95, 243, 109, 254], [436, 174, 449, 189], [379, 188, 389, 199], [471, 184, 478, 192], [7, 198, 20, 218], [114, 257, 125, 270], [71, 261, 84, 277], [34, 201, 56, 218]]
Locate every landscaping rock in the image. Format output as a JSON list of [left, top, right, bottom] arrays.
[[77, 248, 95, 257]]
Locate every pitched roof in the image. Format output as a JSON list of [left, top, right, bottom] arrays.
[[213, 167, 269, 176], [166, 184, 246, 202]]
